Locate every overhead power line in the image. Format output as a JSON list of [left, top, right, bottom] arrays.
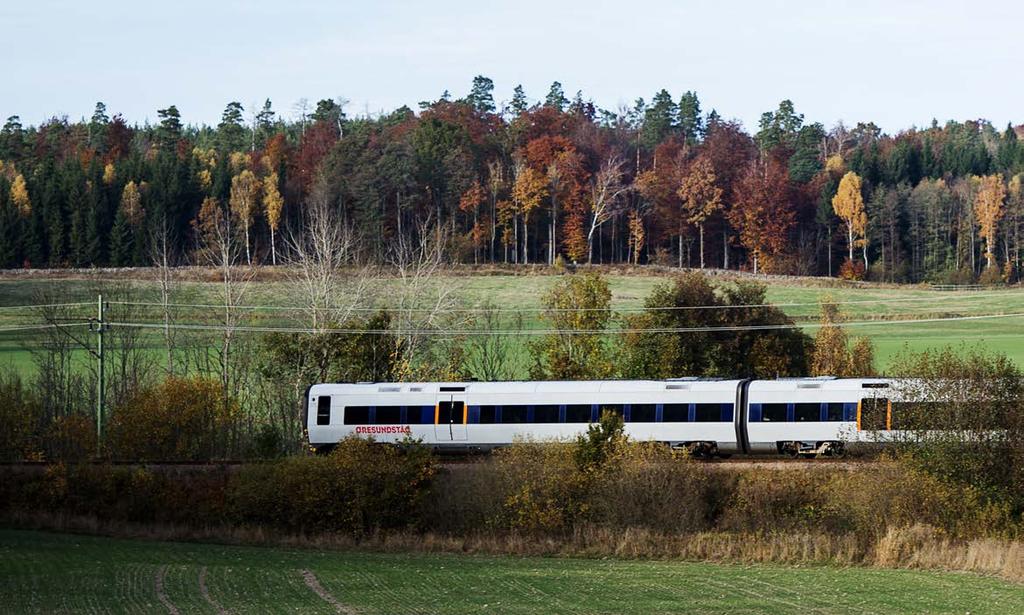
[[103, 311, 1024, 337], [105, 290, 1024, 314]]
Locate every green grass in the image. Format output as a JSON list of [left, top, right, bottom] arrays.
[[1, 529, 1022, 614], [3, 273, 1024, 375]]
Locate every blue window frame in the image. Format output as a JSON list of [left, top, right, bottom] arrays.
[[748, 403, 762, 422]]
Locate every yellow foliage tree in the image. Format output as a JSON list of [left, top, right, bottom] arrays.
[[230, 170, 259, 265], [11, 174, 31, 217], [832, 171, 867, 269], [120, 181, 142, 225], [974, 174, 1006, 269], [512, 164, 547, 265], [627, 209, 645, 265], [825, 154, 845, 174], [810, 298, 851, 377], [263, 172, 283, 265], [677, 156, 723, 269], [102, 162, 116, 185]]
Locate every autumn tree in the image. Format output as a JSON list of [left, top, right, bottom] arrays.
[[810, 299, 851, 376], [586, 156, 629, 263], [263, 172, 283, 265], [459, 180, 486, 263], [511, 162, 547, 264], [729, 158, 794, 273], [10, 173, 30, 217], [529, 272, 613, 379], [974, 174, 1006, 269], [229, 169, 259, 265], [832, 171, 868, 270], [677, 155, 723, 269]]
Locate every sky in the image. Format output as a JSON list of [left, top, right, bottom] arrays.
[[2, 0, 1022, 134]]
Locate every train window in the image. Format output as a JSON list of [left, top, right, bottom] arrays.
[[316, 396, 331, 425], [630, 404, 657, 423], [598, 405, 624, 420], [761, 403, 788, 422], [407, 406, 433, 424], [375, 406, 402, 424], [565, 404, 593, 423], [795, 403, 820, 422], [343, 406, 370, 425], [502, 405, 528, 423], [826, 403, 845, 422], [532, 405, 560, 423], [478, 405, 498, 424], [860, 398, 889, 430], [694, 403, 722, 422], [662, 403, 689, 423]]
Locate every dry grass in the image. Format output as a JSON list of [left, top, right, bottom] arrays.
[[7, 511, 1022, 585]]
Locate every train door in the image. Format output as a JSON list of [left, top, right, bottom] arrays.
[[858, 395, 890, 431], [434, 395, 467, 441]]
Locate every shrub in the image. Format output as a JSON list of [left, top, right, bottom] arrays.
[[45, 414, 96, 462], [979, 265, 1004, 286], [106, 376, 239, 461], [838, 258, 865, 280], [228, 436, 436, 534], [0, 371, 41, 461], [491, 441, 590, 533]]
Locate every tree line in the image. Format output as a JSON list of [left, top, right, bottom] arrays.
[[2, 79, 1024, 282]]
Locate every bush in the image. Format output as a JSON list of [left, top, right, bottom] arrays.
[[106, 376, 239, 461], [0, 371, 41, 461], [979, 265, 1004, 286], [838, 258, 865, 280], [228, 436, 435, 534], [491, 441, 590, 533]]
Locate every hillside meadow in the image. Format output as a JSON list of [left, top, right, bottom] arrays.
[[2, 269, 1024, 375]]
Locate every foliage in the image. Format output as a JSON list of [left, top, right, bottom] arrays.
[[573, 409, 626, 470], [529, 272, 613, 379], [887, 345, 1024, 512], [106, 376, 240, 461], [0, 371, 41, 461], [620, 272, 809, 378], [228, 436, 435, 533], [810, 297, 876, 377]]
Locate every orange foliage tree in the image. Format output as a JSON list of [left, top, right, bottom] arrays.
[[728, 158, 794, 274], [974, 174, 1006, 269]]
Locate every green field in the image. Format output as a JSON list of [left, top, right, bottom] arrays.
[[3, 272, 1024, 375], [1, 530, 1022, 614]]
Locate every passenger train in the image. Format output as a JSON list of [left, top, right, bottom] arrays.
[[305, 377, 909, 457]]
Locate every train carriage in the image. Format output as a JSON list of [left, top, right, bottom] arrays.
[[305, 377, 907, 456]]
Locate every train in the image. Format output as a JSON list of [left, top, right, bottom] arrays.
[[304, 377, 912, 457]]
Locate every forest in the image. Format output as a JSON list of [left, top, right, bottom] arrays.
[[1, 77, 1023, 282]]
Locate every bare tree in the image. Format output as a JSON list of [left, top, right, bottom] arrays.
[[284, 177, 375, 331], [387, 218, 469, 378], [193, 196, 255, 404], [587, 156, 630, 264], [150, 215, 178, 376]]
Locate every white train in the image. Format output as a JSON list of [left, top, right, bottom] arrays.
[[304, 377, 907, 457]]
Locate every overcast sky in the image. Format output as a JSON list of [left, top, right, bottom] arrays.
[[3, 0, 1022, 133]]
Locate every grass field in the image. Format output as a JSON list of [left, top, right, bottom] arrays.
[[1, 529, 1022, 614], [3, 272, 1024, 375]]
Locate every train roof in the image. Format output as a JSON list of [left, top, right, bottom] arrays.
[[312, 378, 897, 395]]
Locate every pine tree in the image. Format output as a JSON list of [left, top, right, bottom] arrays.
[[510, 85, 528, 117], [467, 75, 495, 114], [544, 82, 568, 111], [678, 91, 704, 144], [109, 206, 133, 266], [218, 101, 246, 152]]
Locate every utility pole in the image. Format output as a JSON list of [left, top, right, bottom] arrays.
[[89, 294, 106, 448]]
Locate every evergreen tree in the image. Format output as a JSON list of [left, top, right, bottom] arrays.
[[467, 75, 495, 114], [109, 206, 133, 266], [88, 102, 109, 151], [510, 84, 528, 116], [544, 81, 568, 111], [218, 101, 246, 151], [678, 91, 704, 143], [641, 89, 679, 150], [0, 116, 24, 159], [156, 105, 183, 150]]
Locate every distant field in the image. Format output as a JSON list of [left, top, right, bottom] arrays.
[[1, 530, 1022, 614], [3, 271, 1024, 375]]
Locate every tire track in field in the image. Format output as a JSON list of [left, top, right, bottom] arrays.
[[155, 565, 181, 615], [301, 569, 357, 614], [198, 567, 230, 615]]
